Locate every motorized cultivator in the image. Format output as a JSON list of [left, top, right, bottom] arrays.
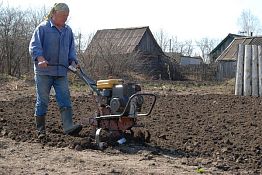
[[68, 65, 157, 148]]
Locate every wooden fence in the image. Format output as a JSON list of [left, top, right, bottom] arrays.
[[235, 44, 262, 96], [178, 64, 218, 81]]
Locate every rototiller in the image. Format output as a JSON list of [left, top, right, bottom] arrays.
[[51, 64, 156, 147]]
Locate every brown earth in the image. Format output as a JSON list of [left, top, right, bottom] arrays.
[[0, 77, 261, 175]]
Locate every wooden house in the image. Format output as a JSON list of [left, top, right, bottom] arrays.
[[209, 33, 243, 63], [84, 26, 177, 80], [215, 36, 262, 80]]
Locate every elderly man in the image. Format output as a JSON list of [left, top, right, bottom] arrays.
[[29, 3, 82, 138]]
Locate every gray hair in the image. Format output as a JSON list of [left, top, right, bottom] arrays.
[[53, 3, 69, 12], [45, 3, 70, 20]]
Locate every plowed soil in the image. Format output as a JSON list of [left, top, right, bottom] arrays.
[[0, 78, 261, 174]]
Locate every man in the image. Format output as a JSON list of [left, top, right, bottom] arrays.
[[29, 3, 82, 139]]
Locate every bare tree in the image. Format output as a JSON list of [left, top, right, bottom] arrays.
[[75, 32, 95, 63], [155, 32, 194, 56], [83, 39, 145, 80], [237, 9, 262, 36], [0, 5, 44, 77], [195, 37, 218, 64], [154, 29, 169, 52], [0, 6, 26, 75], [183, 40, 194, 56], [29, 6, 48, 29], [174, 39, 194, 56]]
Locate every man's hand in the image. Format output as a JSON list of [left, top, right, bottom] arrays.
[[37, 56, 48, 68], [71, 61, 80, 69], [68, 61, 80, 72]]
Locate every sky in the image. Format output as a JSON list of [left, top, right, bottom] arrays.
[[2, 0, 262, 42]]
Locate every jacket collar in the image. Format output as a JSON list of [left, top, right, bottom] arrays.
[[48, 19, 68, 29]]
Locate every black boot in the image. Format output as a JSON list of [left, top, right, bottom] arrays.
[[35, 116, 46, 139], [60, 107, 82, 135]]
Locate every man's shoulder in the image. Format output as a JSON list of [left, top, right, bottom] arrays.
[[65, 24, 72, 31], [38, 20, 51, 29]]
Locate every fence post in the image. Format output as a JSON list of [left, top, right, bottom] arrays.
[[235, 44, 244, 95], [252, 45, 258, 96], [259, 46, 262, 96], [243, 45, 252, 96]]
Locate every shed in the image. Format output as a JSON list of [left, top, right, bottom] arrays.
[[215, 36, 262, 80], [84, 26, 177, 80], [180, 56, 203, 65]]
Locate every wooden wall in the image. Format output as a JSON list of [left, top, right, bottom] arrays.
[[216, 61, 237, 81]]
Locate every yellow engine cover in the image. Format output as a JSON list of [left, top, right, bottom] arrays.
[[97, 79, 123, 89]]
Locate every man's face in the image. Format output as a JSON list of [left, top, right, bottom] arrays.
[[52, 11, 69, 28]]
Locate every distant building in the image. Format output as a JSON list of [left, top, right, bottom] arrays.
[[85, 26, 178, 80], [180, 56, 203, 65], [209, 33, 243, 63], [165, 52, 203, 65], [215, 36, 262, 80]]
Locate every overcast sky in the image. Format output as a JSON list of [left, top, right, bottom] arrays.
[[2, 0, 262, 42]]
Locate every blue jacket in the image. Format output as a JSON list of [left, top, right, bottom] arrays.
[[29, 20, 77, 76]]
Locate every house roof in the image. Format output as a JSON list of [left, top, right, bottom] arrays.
[[210, 33, 243, 55], [216, 36, 262, 61], [181, 55, 203, 60], [85, 26, 160, 54]]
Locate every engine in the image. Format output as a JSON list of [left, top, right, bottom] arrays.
[[96, 79, 143, 116]]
